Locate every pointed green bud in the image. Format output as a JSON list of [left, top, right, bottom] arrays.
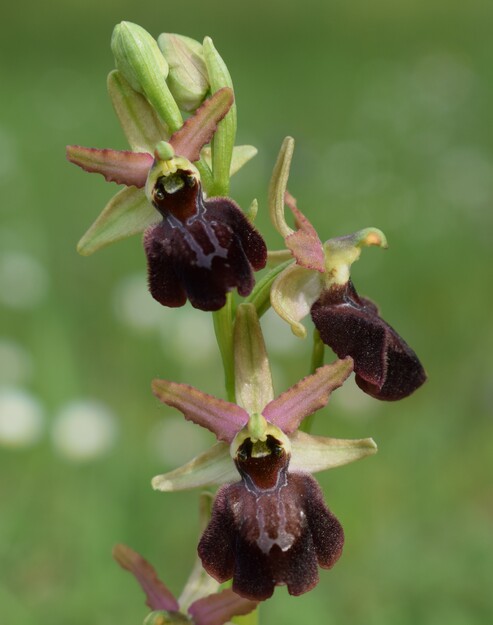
[[323, 227, 388, 287], [158, 34, 209, 112], [203, 36, 236, 196], [111, 22, 183, 133]]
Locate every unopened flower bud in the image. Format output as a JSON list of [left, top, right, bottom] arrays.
[[111, 22, 182, 133], [158, 34, 209, 112]]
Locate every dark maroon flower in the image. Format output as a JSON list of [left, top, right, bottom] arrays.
[[270, 187, 426, 401], [144, 166, 266, 311], [68, 87, 267, 310], [311, 280, 427, 401], [198, 435, 344, 601]]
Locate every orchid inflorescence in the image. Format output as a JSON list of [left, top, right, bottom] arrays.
[[67, 20, 426, 622]]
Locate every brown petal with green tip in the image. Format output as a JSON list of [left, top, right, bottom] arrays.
[[66, 145, 153, 188], [169, 88, 234, 162], [262, 358, 353, 433], [152, 379, 249, 443], [188, 589, 257, 625], [113, 544, 179, 612]]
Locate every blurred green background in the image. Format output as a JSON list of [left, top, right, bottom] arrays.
[[1, 0, 492, 623]]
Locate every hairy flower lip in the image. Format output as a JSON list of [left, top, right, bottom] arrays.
[[151, 360, 377, 600], [311, 281, 427, 401], [143, 181, 267, 311]]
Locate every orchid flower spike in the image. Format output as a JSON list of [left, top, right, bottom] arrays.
[[151, 304, 376, 600], [269, 138, 427, 401]]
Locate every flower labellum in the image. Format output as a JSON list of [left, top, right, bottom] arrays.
[[144, 144, 267, 310], [198, 427, 345, 600], [311, 280, 427, 400]]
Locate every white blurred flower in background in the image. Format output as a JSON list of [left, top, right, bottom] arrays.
[[148, 413, 211, 468], [0, 251, 49, 309], [51, 400, 118, 461], [0, 387, 44, 448], [113, 272, 163, 333], [0, 339, 33, 386]]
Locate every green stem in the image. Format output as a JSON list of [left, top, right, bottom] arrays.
[[300, 328, 325, 433], [232, 608, 259, 625], [244, 259, 292, 318], [212, 293, 236, 402]]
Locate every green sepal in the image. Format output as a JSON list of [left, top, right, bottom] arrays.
[[289, 431, 377, 473], [151, 442, 238, 491], [234, 303, 274, 414], [201, 145, 258, 178], [212, 293, 236, 402], [270, 262, 323, 337], [77, 187, 159, 256], [107, 70, 169, 153], [269, 137, 295, 238]]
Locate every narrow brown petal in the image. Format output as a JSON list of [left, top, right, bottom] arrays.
[[284, 192, 325, 272], [262, 359, 353, 433], [67, 145, 152, 187], [151, 379, 249, 443], [188, 589, 257, 625], [169, 87, 234, 162], [112, 544, 179, 612]]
